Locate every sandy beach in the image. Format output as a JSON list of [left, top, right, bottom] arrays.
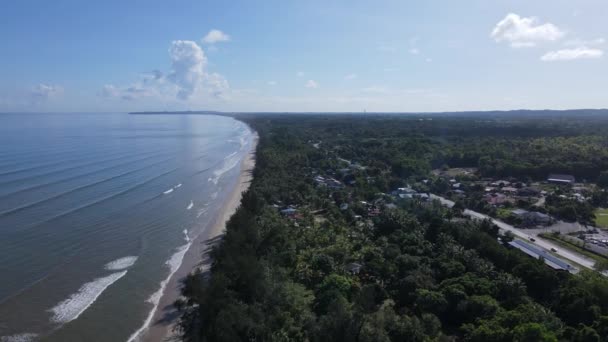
[[139, 131, 258, 342]]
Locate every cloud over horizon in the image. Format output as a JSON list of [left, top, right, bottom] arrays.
[[101, 39, 230, 103], [541, 47, 604, 61], [491, 13, 564, 48]]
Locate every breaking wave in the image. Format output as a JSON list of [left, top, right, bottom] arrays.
[[104, 256, 138, 271], [208, 152, 241, 185], [163, 188, 174, 195], [126, 243, 191, 342], [186, 200, 193, 210], [0, 333, 38, 342], [49, 271, 127, 323]]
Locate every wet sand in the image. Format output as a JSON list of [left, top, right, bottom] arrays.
[[140, 132, 258, 342]]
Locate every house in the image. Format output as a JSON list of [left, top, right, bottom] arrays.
[[485, 193, 507, 205], [345, 262, 363, 275], [340, 203, 349, 210], [547, 174, 575, 184], [413, 193, 430, 200], [368, 208, 381, 217], [393, 187, 416, 195], [491, 180, 511, 187], [280, 208, 297, 216], [511, 209, 553, 226], [501, 186, 518, 193], [517, 187, 540, 197]]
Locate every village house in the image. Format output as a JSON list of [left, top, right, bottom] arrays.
[[547, 174, 575, 184], [485, 193, 508, 205], [511, 209, 553, 227]]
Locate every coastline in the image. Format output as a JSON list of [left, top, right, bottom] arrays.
[[139, 130, 258, 342]]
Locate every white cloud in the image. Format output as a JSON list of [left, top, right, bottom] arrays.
[[102, 40, 229, 102], [344, 73, 357, 80], [540, 47, 603, 61], [267, 81, 277, 86], [168, 40, 207, 100], [409, 48, 420, 55], [491, 13, 564, 48], [205, 73, 230, 99], [30, 84, 63, 103], [296, 71, 305, 77], [305, 80, 318, 88], [202, 29, 230, 44]]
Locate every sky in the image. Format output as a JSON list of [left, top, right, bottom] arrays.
[[0, 0, 607, 113]]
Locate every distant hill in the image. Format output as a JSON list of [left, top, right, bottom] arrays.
[[129, 110, 225, 115], [129, 109, 608, 117]]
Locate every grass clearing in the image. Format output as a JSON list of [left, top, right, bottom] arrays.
[[595, 208, 608, 228]]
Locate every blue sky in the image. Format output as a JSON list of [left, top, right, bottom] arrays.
[[1, 0, 606, 112]]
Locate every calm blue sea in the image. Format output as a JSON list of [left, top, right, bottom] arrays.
[[0, 113, 253, 342]]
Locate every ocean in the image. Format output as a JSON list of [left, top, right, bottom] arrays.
[[0, 113, 254, 342]]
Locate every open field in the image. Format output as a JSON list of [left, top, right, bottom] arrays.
[[595, 208, 608, 228]]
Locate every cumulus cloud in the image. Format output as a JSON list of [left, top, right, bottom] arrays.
[[205, 72, 230, 99], [168, 40, 207, 100], [202, 29, 231, 44], [491, 13, 564, 48], [296, 71, 305, 77], [540, 47, 603, 61], [31, 84, 63, 101], [344, 73, 357, 80], [101, 39, 229, 102], [305, 80, 319, 88], [409, 48, 420, 55], [267, 81, 277, 86]]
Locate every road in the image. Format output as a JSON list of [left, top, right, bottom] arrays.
[[429, 194, 601, 274]]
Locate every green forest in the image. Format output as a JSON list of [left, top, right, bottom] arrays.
[[176, 113, 608, 341]]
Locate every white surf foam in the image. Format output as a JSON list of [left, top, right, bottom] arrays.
[[183, 229, 190, 242], [0, 333, 38, 342], [196, 207, 208, 218], [104, 256, 138, 271], [224, 151, 238, 160], [49, 271, 127, 323], [211, 191, 218, 200], [126, 243, 191, 342], [208, 153, 241, 184], [163, 188, 174, 195], [186, 200, 194, 210], [175, 183, 182, 189]]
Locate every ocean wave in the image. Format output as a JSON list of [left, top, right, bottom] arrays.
[[196, 207, 208, 218], [49, 271, 127, 323], [126, 243, 191, 342], [186, 200, 193, 210], [0, 333, 38, 342], [163, 188, 174, 195], [183, 229, 190, 243], [174, 183, 182, 189], [207, 153, 241, 185], [104, 256, 138, 271], [224, 151, 238, 160]]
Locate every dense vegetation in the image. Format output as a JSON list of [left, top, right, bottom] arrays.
[[177, 113, 608, 341]]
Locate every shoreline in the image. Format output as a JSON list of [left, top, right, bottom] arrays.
[[140, 130, 258, 342]]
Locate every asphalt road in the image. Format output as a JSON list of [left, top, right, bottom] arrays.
[[429, 194, 604, 274]]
